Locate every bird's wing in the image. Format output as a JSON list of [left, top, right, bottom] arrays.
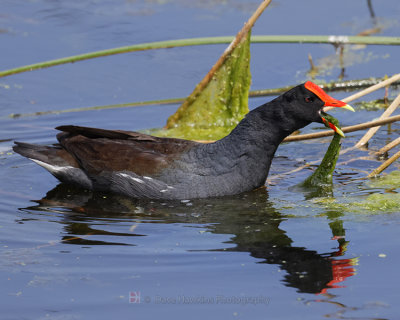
[[56, 125, 159, 141], [56, 125, 198, 176]]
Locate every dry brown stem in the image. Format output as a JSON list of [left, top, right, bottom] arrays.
[[283, 115, 400, 142], [355, 92, 400, 147], [377, 137, 400, 155], [368, 150, 400, 177]]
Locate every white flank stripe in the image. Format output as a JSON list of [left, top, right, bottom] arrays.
[[118, 173, 145, 184]]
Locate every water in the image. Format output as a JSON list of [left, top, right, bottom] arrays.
[[1, 0, 400, 319]]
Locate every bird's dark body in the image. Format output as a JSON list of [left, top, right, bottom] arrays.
[[13, 83, 328, 200]]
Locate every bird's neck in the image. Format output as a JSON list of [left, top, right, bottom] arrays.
[[208, 101, 311, 186], [222, 100, 309, 157]]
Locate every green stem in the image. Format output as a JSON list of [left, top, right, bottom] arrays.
[[1, 35, 399, 78], [8, 97, 184, 119], [6, 76, 400, 119]]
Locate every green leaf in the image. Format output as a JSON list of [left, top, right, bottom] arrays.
[[150, 31, 251, 141]]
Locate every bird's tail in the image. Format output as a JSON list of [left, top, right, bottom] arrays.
[[13, 142, 92, 188], [13, 142, 65, 164]]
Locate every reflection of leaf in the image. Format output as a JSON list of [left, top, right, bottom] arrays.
[[153, 32, 251, 141]]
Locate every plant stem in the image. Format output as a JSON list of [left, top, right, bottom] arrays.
[[378, 137, 400, 155], [368, 150, 400, 178], [1, 35, 399, 78], [7, 76, 400, 119], [7, 98, 184, 119], [355, 92, 400, 147], [283, 115, 400, 142], [251, 76, 400, 97]]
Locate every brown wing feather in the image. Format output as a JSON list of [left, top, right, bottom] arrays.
[[56, 125, 198, 176], [56, 125, 157, 141]]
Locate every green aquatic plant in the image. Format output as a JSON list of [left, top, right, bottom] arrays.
[[153, 31, 251, 140], [1, 36, 399, 78], [299, 113, 342, 196], [355, 193, 400, 212], [368, 170, 400, 189], [310, 171, 400, 214], [146, 0, 271, 140]]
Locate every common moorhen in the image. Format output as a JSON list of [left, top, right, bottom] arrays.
[[13, 81, 354, 199]]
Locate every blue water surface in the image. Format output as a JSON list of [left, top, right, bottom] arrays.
[[1, 1, 400, 319]]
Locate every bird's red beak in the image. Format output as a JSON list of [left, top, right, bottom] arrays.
[[305, 81, 355, 137], [305, 81, 355, 110]]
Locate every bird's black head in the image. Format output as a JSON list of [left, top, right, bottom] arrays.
[[279, 81, 354, 136]]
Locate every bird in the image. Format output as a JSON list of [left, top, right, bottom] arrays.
[[13, 81, 354, 200]]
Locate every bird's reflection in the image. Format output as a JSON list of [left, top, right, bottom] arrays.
[[22, 183, 356, 295]]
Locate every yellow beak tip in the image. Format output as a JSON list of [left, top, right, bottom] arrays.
[[336, 128, 345, 138], [343, 104, 355, 112]]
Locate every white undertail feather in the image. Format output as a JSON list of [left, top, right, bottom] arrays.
[[30, 158, 74, 173]]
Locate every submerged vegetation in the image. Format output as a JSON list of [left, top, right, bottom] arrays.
[[312, 170, 400, 214], [300, 114, 342, 196]]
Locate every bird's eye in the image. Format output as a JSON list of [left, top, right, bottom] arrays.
[[305, 97, 314, 103]]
